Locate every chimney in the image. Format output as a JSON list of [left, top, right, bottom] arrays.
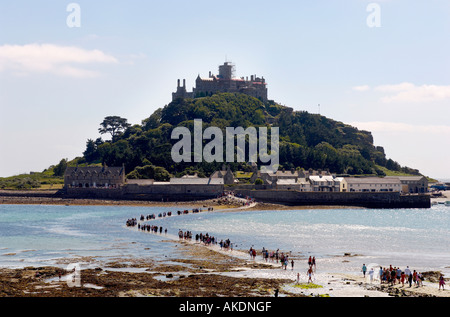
[[183, 79, 186, 87], [177, 79, 180, 88]]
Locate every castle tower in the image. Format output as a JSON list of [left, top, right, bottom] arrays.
[[218, 62, 234, 80], [172, 61, 268, 101], [172, 78, 193, 101]]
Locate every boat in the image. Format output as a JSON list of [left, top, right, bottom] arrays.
[[445, 201, 450, 206]]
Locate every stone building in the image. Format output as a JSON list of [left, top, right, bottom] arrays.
[[64, 165, 126, 189], [210, 165, 235, 185], [172, 61, 268, 102], [250, 168, 303, 185], [386, 176, 428, 193]]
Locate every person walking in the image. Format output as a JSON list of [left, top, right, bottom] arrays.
[[307, 267, 314, 283], [368, 267, 374, 283], [417, 272, 423, 287], [408, 271, 413, 288], [401, 271, 406, 287], [362, 264, 367, 277], [439, 275, 445, 290], [404, 266, 411, 277]]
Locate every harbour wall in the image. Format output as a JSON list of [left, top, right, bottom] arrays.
[[0, 185, 430, 209], [234, 189, 431, 209], [63, 184, 224, 202]]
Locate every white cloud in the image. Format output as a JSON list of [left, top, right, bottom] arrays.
[[352, 85, 370, 92], [0, 43, 118, 78], [352, 82, 450, 103], [376, 83, 450, 103]]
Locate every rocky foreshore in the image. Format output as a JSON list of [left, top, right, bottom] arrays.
[[1, 238, 448, 298]]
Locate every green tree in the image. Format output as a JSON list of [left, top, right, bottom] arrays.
[[127, 164, 171, 181], [99, 116, 131, 141], [83, 139, 101, 163], [53, 159, 68, 177]]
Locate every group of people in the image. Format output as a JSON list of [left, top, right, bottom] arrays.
[[178, 229, 193, 240], [248, 247, 298, 272], [139, 223, 167, 235], [306, 256, 317, 283], [217, 192, 254, 207], [192, 232, 233, 250], [126, 205, 214, 231], [246, 246, 322, 284], [125, 217, 167, 235], [247, 247, 320, 284], [125, 218, 137, 227], [126, 206, 237, 258], [361, 263, 446, 289], [249, 247, 280, 263]]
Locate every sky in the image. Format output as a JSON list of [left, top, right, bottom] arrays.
[[0, 0, 449, 179]]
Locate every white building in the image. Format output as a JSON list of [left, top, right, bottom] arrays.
[[309, 175, 342, 192], [276, 177, 312, 191], [343, 177, 402, 192]]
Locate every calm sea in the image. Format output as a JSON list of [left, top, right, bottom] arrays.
[[1, 203, 449, 276]]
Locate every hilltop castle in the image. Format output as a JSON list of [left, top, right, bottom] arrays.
[[172, 62, 268, 102]]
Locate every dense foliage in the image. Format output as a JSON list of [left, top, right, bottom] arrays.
[[78, 93, 421, 180]]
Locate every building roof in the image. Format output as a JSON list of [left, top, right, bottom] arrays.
[[276, 178, 298, 185], [210, 171, 224, 178], [267, 170, 300, 177], [127, 179, 154, 185], [65, 166, 124, 176], [344, 177, 401, 184], [169, 178, 224, 185], [309, 175, 336, 182], [385, 176, 427, 181]]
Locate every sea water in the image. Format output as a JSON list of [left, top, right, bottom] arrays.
[[0, 203, 449, 276]]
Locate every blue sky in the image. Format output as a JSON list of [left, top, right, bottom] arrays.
[[0, 0, 449, 179]]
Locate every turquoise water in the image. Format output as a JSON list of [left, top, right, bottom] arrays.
[[1, 204, 449, 276]]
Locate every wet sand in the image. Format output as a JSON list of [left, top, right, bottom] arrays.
[[1, 237, 448, 298]]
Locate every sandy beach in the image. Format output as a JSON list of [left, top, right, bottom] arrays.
[[0, 190, 448, 298]]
